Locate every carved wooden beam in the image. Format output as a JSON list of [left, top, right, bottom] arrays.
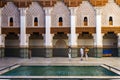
[[76, 27, 96, 34]]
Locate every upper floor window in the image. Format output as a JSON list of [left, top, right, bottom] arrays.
[[109, 16, 113, 25], [84, 17, 88, 26], [9, 17, 13, 26], [59, 17, 63, 26], [34, 17, 38, 26]]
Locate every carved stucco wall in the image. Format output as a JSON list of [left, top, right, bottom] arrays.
[[51, 1, 70, 27], [76, 1, 95, 27], [102, 1, 120, 26], [1, 2, 20, 27], [26, 2, 44, 27]]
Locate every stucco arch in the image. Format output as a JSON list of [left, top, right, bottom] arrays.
[[2, 2, 20, 27], [26, 2, 44, 27], [54, 39, 67, 48], [76, 1, 95, 27], [51, 1, 70, 27]]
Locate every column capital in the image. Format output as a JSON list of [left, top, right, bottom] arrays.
[[117, 33, 120, 38], [117, 33, 120, 35], [69, 7, 77, 16], [108, 0, 114, 3], [44, 7, 52, 16], [95, 7, 102, 15], [19, 8, 27, 16]]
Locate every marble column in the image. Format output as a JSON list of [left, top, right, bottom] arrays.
[[44, 8, 53, 57], [0, 8, 5, 58], [95, 8, 103, 58], [19, 8, 29, 58], [93, 33, 104, 57], [70, 7, 78, 57], [0, 34, 6, 58]]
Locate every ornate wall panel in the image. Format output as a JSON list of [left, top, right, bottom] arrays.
[[26, 2, 44, 27], [102, 1, 120, 26], [51, 1, 70, 27], [76, 1, 95, 27], [1, 2, 20, 27]]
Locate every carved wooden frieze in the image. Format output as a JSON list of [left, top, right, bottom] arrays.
[[26, 27, 45, 34], [2, 27, 20, 34], [76, 27, 96, 34], [102, 26, 120, 33], [51, 27, 70, 34]]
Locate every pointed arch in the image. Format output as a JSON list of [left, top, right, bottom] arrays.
[[55, 39, 67, 48]]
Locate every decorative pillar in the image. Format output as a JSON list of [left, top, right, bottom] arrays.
[[93, 33, 104, 57], [95, 8, 103, 58], [117, 33, 120, 57], [19, 8, 29, 58], [0, 8, 5, 58], [92, 33, 97, 57], [0, 34, 6, 58], [44, 8, 53, 57], [70, 7, 78, 57]]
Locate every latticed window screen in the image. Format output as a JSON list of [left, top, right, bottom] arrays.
[[10, 17, 13, 26], [84, 17, 88, 26], [34, 17, 38, 26], [59, 17, 63, 26], [109, 16, 113, 25]]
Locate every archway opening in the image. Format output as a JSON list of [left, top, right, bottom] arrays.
[[5, 32, 19, 57], [103, 32, 118, 57], [78, 32, 94, 57], [53, 32, 68, 57], [29, 32, 45, 57]]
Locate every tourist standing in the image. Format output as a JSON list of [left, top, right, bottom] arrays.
[[68, 46, 72, 61], [80, 47, 84, 61], [84, 47, 89, 60]]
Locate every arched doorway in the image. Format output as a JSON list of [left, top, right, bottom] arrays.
[[5, 33, 20, 57], [29, 32, 45, 57], [103, 32, 118, 57], [78, 32, 94, 57], [53, 39, 68, 57]]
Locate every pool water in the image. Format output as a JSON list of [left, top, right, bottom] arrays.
[[1, 66, 119, 76]]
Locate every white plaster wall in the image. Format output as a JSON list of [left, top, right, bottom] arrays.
[[1, 2, 20, 27], [51, 1, 70, 27], [76, 1, 95, 27], [102, 2, 120, 26], [26, 2, 44, 27]]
